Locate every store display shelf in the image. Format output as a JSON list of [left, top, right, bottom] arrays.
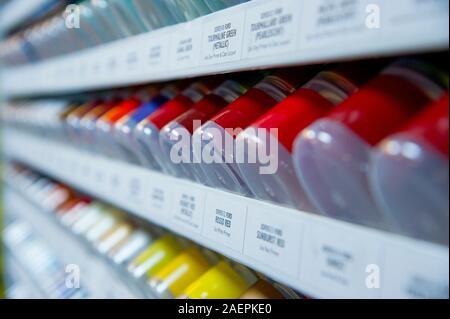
[[3, 187, 146, 299], [3, 247, 47, 299], [2, 128, 449, 299], [1, 0, 448, 97]]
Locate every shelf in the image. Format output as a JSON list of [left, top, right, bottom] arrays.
[[3, 247, 46, 299], [3, 187, 145, 299], [1, 0, 448, 97], [2, 128, 449, 299]]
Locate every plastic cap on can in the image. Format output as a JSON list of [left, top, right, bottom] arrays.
[[293, 61, 442, 228], [127, 235, 184, 278], [149, 246, 212, 298], [370, 93, 449, 244], [182, 261, 251, 299], [235, 65, 365, 209], [239, 280, 285, 299]]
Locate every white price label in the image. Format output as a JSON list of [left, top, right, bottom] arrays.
[[382, 241, 449, 299], [91, 162, 106, 190], [108, 170, 122, 200], [300, 223, 382, 298], [149, 186, 168, 213], [384, 0, 449, 28], [105, 55, 119, 76], [119, 37, 144, 77], [143, 31, 170, 74], [243, 0, 300, 58], [200, 9, 245, 65], [116, 165, 155, 218], [243, 207, 302, 277], [91, 59, 102, 77], [299, 0, 379, 49], [75, 156, 92, 191], [169, 21, 201, 70], [123, 174, 145, 212], [202, 193, 247, 252], [133, 171, 172, 219], [171, 186, 205, 233], [147, 179, 172, 219]]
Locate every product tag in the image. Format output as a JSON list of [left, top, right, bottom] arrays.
[[244, 206, 302, 277], [300, 222, 382, 298], [299, 0, 378, 49], [243, 0, 300, 58], [169, 21, 202, 70], [171, 185, 205, 233], [382, 241, 449, 299], [201, 10, 245, 64], [202, 193, 247, 252]]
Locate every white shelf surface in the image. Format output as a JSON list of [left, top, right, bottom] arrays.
[[2, 128, 449, 299], [1, 0, 448, 97]]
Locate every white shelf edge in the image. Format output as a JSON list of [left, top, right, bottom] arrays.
[[1, 0, 448, 97], [2, 128, 449, 299]]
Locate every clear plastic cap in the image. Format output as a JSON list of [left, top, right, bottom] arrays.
[[235, 69, 359, 209], [133, 120, 165, 171], [293, 119, 388, 229], [370, 135, 449, 245], [159, 121, 199, 180], [192, 120, 253, 196], [236, 127, 314, 210]]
